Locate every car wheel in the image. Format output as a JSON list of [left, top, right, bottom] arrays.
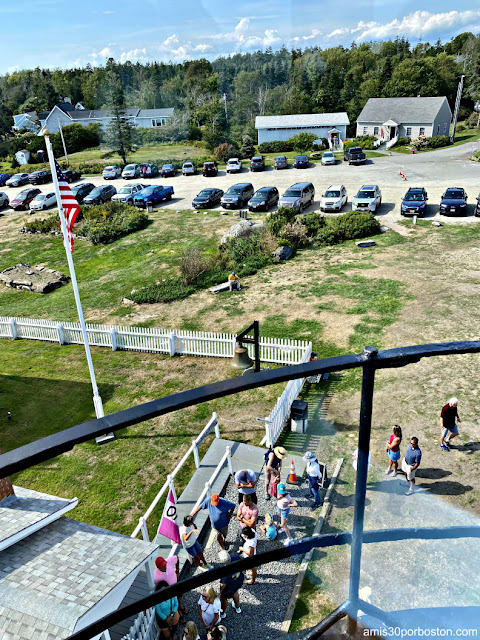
[[166, 193, 172, 201], [43, 204, 47, 210]]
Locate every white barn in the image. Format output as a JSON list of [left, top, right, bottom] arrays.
[[255, 113, 350, 145]]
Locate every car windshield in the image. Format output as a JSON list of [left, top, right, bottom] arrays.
[[89, 187, 103, 196], [198, 190, 213, 197], [124, 165, 136, 170], [163, 165, 173, 169], [252, 157, 262, 162], [404, 193, 424, 201], [275, 157, 286, 162], [350, 148, 362, 153], [296, 156, 307, 160], [254, 189, 269, 197], [325, 190, 340, 198], [445, 190, 464, 199], [16, 194, 27, 200], [284, 190, 301, 197], [323, 152, 334, 157], [204, 163, 215, 167], [141, 187, 154, 195], [104, 167, 115, 171], [357, 191, 375, 198], [118, 187, 132, 194], [184, 163, 193, 167], [226, 187, 243, 195], [34, 195, 46, 200], [227, 159, 238, 164]]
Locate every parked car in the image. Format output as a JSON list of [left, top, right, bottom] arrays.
[[250, 156, 265, 172], [182, 162, 197, 176], [0, 191, 9, 208], [71, 182, 95, 204], [6, 173, 29, 187], [401, 187, 428, 217], [139, 163, 159, 178], [226, 158, 242, 174], [248, 186, 279, 212], [9, 188, 41, 210], [293, 155, 309, 169], [29, 192, 57, 211], [112, 183, 145, 204], [29, 170, 52, 185], [274, 155, 288, 170], [62, 169, 81, 183], [344, 147, 366, 165], [161, 164, 176, 178], [278, 182, 315, 213], [202, 161, 218, 177], [352, 184, 382, 213], [319, 185, 348, 212], [321, 151, 336, 166], [221, 183, 254, 209], [192, 188, 224, 209], [440, 187, 468, 216], [0, 173, 11, 187], [133, 185, 174, 208], [83, 185, 117, 205], [122, 163, 141, 179], [476, 193, 480, 217], [102, 165, 122, 180]]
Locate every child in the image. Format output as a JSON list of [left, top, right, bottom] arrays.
[[260, 513, 278, 540], [385, 425, 402, 477], [238, 525, 258, 585], [276, 483, 297, 546], [179, 515, 211, 572]]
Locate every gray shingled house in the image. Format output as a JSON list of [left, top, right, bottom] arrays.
[[0, 474, 158, 640], [356, 97, 452, 143]]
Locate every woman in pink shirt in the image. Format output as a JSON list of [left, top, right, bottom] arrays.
[[385, 425, 402, 477]]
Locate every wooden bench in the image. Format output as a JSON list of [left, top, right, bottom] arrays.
[[209, 281, 241, 294]]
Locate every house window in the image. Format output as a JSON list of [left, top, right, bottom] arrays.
[[437, 125, 440, 134], [363, 126, 368, 135], [419, 127, 425, 135], [373, 127, 379, 136], [406, 127, 412, 136], [151, 119, 166, 127]]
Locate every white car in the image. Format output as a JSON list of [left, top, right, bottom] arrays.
[[321, 151, 336, 166], [352, 184, 382, 213], [29, 192, 57, 211], [0, 191, 9, 208], [226, 158, 242, 174], [182, 162, 196, 175], [103, 165, 122, 180], [320, 185, 348, 212], [112, 183, 144, 204], [122, 163, 141, 179]]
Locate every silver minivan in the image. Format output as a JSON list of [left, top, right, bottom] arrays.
[[122, 163, 141, 179], [182, 162, 197, 175], [278, 182, 315, 213]]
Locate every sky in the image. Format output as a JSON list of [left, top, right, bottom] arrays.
[[1, 0, 480, 73]]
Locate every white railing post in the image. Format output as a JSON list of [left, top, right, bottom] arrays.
[[192, 440, 200, 468], [214, 412, 220, 438], [10, 318, 17, 340], [168, 332, 176, 357], [139, 516, 150, 543], [56, 323, 64, 345], [226, 445, 234, 475], [111, 329, 117, 351], [204, 480, 211, 500]]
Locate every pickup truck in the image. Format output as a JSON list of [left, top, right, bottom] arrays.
[[133, 185, 174, 208], [344, 147, 366, 165]]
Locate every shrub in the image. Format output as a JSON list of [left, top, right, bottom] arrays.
[[239, 135, 255, 159], [395, 137, 411, 147], [80, 202, 148, 244], [282, 221, 308, 248], [454, 122, 467, 132], [258, 140, 294, 153], [467, 113, 479, 128], [427, 135, 450, 149], [289, 132, 318, 153], [410, 135, 429, 150], [213, 143, 238, 163], [316, 210, 380, 246], [131, 278, 196, 304], [23, 213, 60, 234], [266, 207, 297, 237], [179, 247, 210, 285], [302, 211, 326, 237], [345, 135, 377, 150], [221, 232, 273, 276]]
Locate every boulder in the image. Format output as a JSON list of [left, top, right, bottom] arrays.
[[0, 263, 70, 293], [273, 245, 293, 262], [221, 219, 265, 244]]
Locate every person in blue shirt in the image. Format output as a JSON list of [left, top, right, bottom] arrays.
[[154, 580, 180, 639], [401, 437, 422, 496], [190, 493, 235, 551]]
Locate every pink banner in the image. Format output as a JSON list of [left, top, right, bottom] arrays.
[[158, 489, 181, 545]]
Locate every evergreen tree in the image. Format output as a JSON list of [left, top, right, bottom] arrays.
[[239, 135, 255, 158], [103, 62, 135, 164]]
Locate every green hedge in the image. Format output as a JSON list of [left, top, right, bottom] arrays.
[[426, 135, 450, 148], [344, 135, 377, 150], [258, 140, 294, 153], [316, 211, 380, 246]]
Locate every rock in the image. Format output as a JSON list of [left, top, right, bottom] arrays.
[[380, 226, 389, 233], [122, 297, 134, 305], [0, 263, 69, 294], [432, 221, 442, 227], [221, 219, 265, 244], [356, 240, 376, 248], [273, 245, 293, 262]]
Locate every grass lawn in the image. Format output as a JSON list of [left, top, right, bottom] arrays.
[[66, 142, 210, 166], [392, 125, 480, 154]]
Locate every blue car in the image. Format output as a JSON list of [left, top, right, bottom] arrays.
[[440, 187, 468, 216], [133, 185, 174, 208], [0, 173, 11, 187], [293, 155, 309, 169], [401, 187, 428, 217]]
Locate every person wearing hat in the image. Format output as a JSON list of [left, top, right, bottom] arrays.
[[264, 445, 287, 501], [276, 483, 297, 546], [228, 272, 240, 291], [260, 512, 278, 540], [190, 493, 236, 552], [303, 451, 323, 510]]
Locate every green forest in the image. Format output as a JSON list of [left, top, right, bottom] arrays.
[[0, 31, 479, 157]]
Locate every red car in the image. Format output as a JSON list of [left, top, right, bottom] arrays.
[[10, 188, 41, 210]]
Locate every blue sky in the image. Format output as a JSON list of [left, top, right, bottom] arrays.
[[1, 0, 480, 73]]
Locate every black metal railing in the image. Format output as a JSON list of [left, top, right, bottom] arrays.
[[2, 339, 480, 639]]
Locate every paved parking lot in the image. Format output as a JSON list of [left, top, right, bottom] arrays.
[[1, 141, 479, 226]]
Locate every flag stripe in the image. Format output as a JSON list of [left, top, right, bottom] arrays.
[[54, 159, 81, 251]]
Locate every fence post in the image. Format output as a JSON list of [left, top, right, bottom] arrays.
[[204, 481, 211, 500], [10, 318, 17, 340], [226, 445, 234, 475], [168, 332, 176, 357], [213, 412, 220, 439], [192, 439, 200, 468], [139, 516, 150, 543], [56, 323, 64, 345], [111, 329, 117, 351]]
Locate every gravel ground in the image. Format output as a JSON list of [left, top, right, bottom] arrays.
[[179, 471, 320, 639]]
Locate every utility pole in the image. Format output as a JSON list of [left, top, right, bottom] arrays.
[[57, 118, 69, 166], [450, 74, 465, 143], [223, 92, 228, 123]]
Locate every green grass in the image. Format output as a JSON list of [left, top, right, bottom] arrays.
[[66, 142, 210, 165], [392, 125, 480, 154]]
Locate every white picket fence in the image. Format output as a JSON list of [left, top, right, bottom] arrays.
[[120, 607, 158, 640], [0, 316, 310, 365]]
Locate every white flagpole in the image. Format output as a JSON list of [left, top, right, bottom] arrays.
[[43, 129, 114, 444]]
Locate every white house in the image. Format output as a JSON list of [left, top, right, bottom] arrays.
[[356, 97, 452, 143], [255, 112, 350, 145]]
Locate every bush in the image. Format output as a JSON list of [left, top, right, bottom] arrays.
[[221, 233, 273, 275], [80, 201, 148, 244], [410, 135, 429, 150], [395, 137, 411, 147], [239, 135, 255, 159], [289, 132, 318, 153], [258, 140, 294, 153], [23, 213, 60, 234], [316, 210, 380, 246], [266, 207, 297, 237], [179, 247, 210, 285], [345, 135, 377, 150], [282, 221, 308, 248], [427, 135, 450, 149], [131, 278, 196, 304], [454, 122, 467, 132], [467, 113, 479, 128], [213, 143, 238, 163], [302, 211, 326, 237]]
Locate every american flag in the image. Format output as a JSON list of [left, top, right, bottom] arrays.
[[54, 159, 81, 251]]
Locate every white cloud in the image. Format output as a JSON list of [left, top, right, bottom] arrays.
[[7, 65, 20, 73], [119, 48, 147, 63], [103, 10, 115, 15], [193, 44, 213, 53], [162, 34, 179, 47]]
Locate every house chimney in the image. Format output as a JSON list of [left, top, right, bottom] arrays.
[[0, 451, 14, 501]]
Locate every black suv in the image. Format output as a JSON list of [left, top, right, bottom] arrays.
[[440, 188, 468, 216], [248, 186, 279, 212], [83, 184, 117, 205], [250, 156, 265, 172], [221, 183, 255, 209], [202, 161, 218, 177], [71, 182, 95, 204], [401, 187, 428, 217], [344, 147, 366, 165], [63, 169, 81, 183], [29, 170, 52, 184]]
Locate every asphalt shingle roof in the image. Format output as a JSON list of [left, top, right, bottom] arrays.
[[357, 97, 451, 124], [256, 112, 350, 128]]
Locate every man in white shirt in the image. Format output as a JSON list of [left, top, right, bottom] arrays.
[[303, 451, 323, 509]]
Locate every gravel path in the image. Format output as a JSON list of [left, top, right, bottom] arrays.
[[179, 471, 320, 639]]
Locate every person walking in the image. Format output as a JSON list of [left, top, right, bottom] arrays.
[[264, 446, 287, 500], [190, 494, 236, 551], [182, 621, 200, 640], [236, 493, 258, 531], [303, 451, 323, 509], [179, 515, 211, 572], [154, 580, 180, 639], [198, 586, 222, 637], [276, 483, 298, 545], [402, 437, 422, 496], [219, 553, 243, 617], [385, 425, 402, 476], [234, 468, 257, 504], [440, 397, 461, 451], [238, 526, 258, 585]]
